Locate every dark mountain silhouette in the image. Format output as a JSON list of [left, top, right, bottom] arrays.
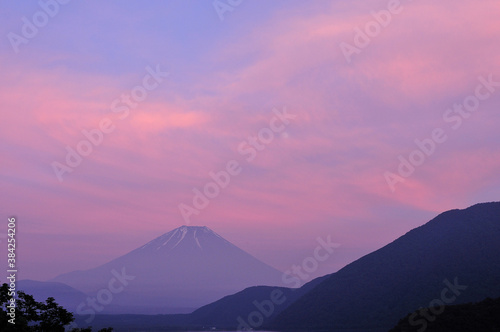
[[51, 226, 287, 314], [389, 296, 500, 332], [24, 201, 500, 331], [268, 202, 500, 330], [188, 274, 328, 328]]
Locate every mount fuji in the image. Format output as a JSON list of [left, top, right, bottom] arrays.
[[51, 226, 286, 314]]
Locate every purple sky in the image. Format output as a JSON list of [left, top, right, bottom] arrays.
[[1, 0, 499, 281]]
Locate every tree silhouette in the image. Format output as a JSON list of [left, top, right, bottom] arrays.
[[0, 283, 113, 332], [389, 296, 500, 331]]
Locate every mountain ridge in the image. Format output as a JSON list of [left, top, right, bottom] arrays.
[[50, 225, 286, 314], [268, 201, 500, 330]]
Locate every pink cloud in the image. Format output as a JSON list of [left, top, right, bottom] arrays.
[[1, 0, 499, 280]]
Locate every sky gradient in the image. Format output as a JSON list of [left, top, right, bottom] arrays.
[[1, 0, 499, 281]]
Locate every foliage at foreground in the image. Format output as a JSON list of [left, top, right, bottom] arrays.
[[0, 283, 112, 332], [389, 296, 500, 332]]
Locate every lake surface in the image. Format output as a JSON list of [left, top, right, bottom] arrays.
[[179, 330, 387, 332]]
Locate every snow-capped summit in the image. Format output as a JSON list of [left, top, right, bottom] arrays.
[[139, 225, 231, 251], [51, 225, 285, 314]]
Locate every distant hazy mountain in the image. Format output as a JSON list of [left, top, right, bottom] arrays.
[[72, 276, 330, 331], [17, 280, 88, 312], [269, 202, 500, 330], [51, 226, 285, 314]]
